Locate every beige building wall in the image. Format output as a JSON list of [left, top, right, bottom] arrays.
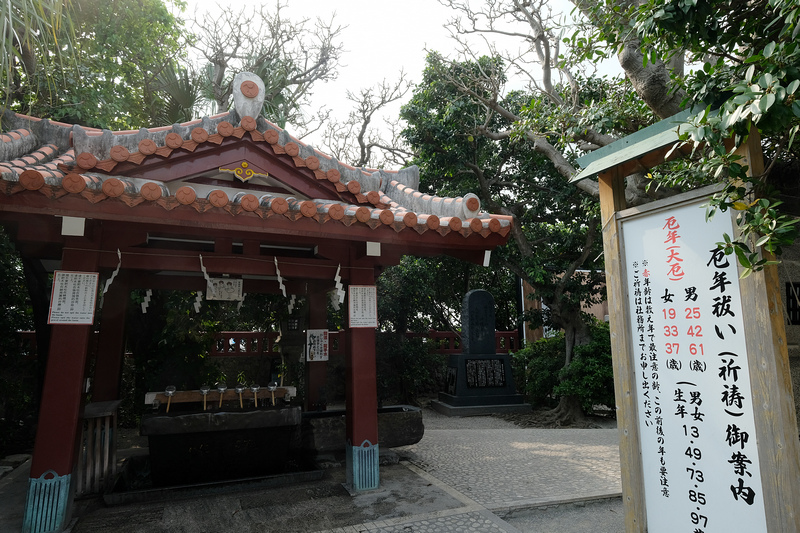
[[521, 279, 609, 344]]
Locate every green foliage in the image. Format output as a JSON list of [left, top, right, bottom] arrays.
[[11, 0, 189, 129], [377, 255, 519, 333], [376, 333, 444, 405], [1, 0, 73, 110], [517, 74, 657, 153], [633, 0, 800, 272], [569, 0, 800, 272], [708, 192, 797, 277], [157, 62, 203, 125], [401, 54, 605, 336], [120, 289, 287, 426], [553, 321, 615, 413], [512, 321, 615, 414], [0, 228, 36, 456], [512, 334, 565, 408]]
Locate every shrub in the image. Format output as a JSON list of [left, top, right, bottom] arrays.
[[554, 321, 616, 414], [511, 333, 565, 408], [512, 320, 615, 414], [376, 333, 444, 405]]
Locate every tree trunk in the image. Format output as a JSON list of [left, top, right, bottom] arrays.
[[542, 311, 592, 425], [543, 395, 587, 426]]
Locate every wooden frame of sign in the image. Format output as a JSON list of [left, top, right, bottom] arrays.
[[597, 130, 800, 532]]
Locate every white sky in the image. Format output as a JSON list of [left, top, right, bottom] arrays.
[[178, 0, 620, 153], [179, 0, 469, 147], [289, 0, 462, 145]]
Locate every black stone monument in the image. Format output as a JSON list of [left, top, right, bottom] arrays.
[[431, 289, 530, 416]]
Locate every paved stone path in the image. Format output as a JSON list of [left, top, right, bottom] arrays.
[[1, 410, 624, 533], [310, 410, 622, 532], [399, 427, 621, 512]]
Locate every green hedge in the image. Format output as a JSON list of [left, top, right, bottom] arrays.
[[512, 320, 615, 414]]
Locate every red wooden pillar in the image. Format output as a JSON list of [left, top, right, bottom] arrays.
[[345, 261, 379, 491], [92, 270, 130, 402], [305, 287, 328, 411], [25, 242, 99, 533]]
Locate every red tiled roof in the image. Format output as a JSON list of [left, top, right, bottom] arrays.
[[0, 109, 512, 242]]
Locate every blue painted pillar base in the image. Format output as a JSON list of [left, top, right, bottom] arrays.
[[346, 440, 379, 491], [23, 471, 72, 533]]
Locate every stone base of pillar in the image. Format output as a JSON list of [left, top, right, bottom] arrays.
[[23, 471, 72, 533], [345, 440, 379, 492]]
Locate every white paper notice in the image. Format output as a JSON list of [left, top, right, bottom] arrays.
[[348, 285, 378, 328], [48, 271, 99, 325], [206, 277, 243, 301], [306, 329, 330, 361], [621, 197, 767, 533]]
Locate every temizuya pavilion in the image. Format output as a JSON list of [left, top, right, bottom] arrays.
[[0, 73, 511, 532]]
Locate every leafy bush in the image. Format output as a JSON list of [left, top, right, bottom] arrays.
[[554, 321, 616, 413], [512, 320, 615, 414], [376, 333, 444, 405], [0, 230, 37, 456], [511, 333, 565, 408]]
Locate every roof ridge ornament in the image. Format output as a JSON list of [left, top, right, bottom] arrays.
[[233, 72, 266, 121]]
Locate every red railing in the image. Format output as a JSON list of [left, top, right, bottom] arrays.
[[412, 330, 520, 354], [15, 329, 521, 359], [210, 330, 519, 357]]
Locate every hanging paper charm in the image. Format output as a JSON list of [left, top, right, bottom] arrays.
[[194, 291, 203, 313], [274, 257, 286, 297], [141, 289, 152, 314], [103, 249, 122, 295], [198, 255, 218, 298], [334, 264, 345, 304]]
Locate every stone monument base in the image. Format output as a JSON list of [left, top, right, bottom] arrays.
[[430, 396, 531, 417], [432, 289, 531, 417]]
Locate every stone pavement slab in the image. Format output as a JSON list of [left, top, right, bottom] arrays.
[[395, 427, 621, 512], [504, 497, 625, 533], [0, 454, 30, 532], [1, 409, 623, 533], [69, 462, 482, 533]]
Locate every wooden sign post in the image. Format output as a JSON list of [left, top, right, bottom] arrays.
[[579, 124, 800, 532]]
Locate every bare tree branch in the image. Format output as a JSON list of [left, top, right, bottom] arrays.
[[191, 1, 344, 132], [319, 74, 414, 168]]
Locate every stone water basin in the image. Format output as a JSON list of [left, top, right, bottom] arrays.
[[140, 406, 302, 486], [301, 405, 424, 454]]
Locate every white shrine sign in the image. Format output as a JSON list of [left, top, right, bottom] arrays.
[[48, 271, 99, 325], [348, 285, 378, 328], [621, 194, 767, 532]]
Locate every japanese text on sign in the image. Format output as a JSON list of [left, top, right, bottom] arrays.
[[48, 271, 99, 325], [621, 198, 767, 533], [348, 285, 378, 328], [306, 329, 329, 362]]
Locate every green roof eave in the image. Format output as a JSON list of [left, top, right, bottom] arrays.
[[570, 108, 705, 183]]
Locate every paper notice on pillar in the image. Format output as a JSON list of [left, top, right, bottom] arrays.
[[48, 271, 100, 325], [306, 329, 329, 361], [348, 285, 378, 328]]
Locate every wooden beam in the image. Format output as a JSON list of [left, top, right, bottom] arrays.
[[0, 192, 508, 257], [733, 127, 800, 531], [92, 270, 130, 402], [30, 242, 100, 477], [112, 140, 346, 202], [598, 169, 647, 533]]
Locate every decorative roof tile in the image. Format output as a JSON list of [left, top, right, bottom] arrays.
[[0, 84, 512, 243]]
